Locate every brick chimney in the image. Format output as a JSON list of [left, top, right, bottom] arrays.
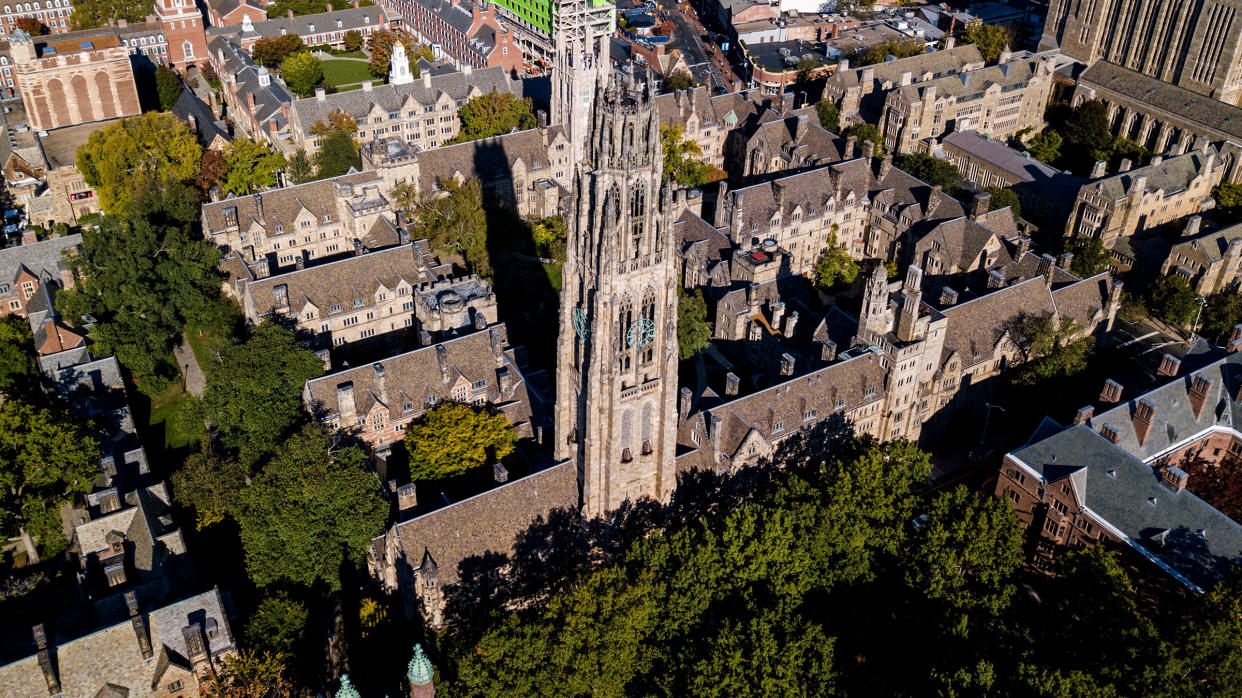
[[1158, 353, 1181, 377], [1189, 374, 1213, 419], [1160, 465, 1189, 492], [1100, 422, 1120, 443], [1133, 399, 1157, 447], [970, 189, 991, 221], [1229, 324, 1242, 353], [1099, 378, 1123, 403], [1073, 405, 1094, 424]]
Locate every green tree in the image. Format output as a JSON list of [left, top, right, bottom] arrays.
[[236, 425, 387, 590], [842, 123, 884, 156], [895, 153, 964, 191], [155, 65, 182, 111], [959, 21, 1012, 63], [280, 52, 323, 98], [677, 286, 712, 360], [223, 139, 287, 196], [1147, 274, 1200, 327], [267, 0, 372, 15], [408, 178, 490, 275], [661, 70, 697, 93], [814, 231, 860, 291], [70, 0, 154, 29], [76, 112, 202, 214], [286, 148, 315, 184], [449, 90, 537, 145], [815, 98, 840, 134], [0, 400, 99, 559], [1049, 100, 1114, 175], [200, 321, 323, 468], [531, 215, 567, 260], [1026, 129, 1063, 163], [55, 200, 222, 395], [251, 34, 305, 69], [245, 593, 308, 662], [1213, 182, 1242, 223], [661, 124, 724, 186], [1068, 236, 1110, 277], [343, 29, 363, 52], [1107, 137, 1150, 172], [985, 185, 1021, 219], [170, 445, 248, 529], [0, 316, 38, 401], [313, 128, 361, 179], [1201, 291, 1242, 344], [404, 402, 517, 481], [853, 39, 925, 67], [368, 30, 431, 78]]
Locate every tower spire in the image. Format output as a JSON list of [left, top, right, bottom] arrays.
[[389, 42, 414, 85], [408, 644, 436, 698]]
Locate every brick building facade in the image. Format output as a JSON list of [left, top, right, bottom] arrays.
[[395, 0, 523, 73], [10, 28, 141, 131]]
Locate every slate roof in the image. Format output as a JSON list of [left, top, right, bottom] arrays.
[[305, 324, 534, 434], [744, 112, 847, 166], [202, 170, 381, 235], [940, 276, 1056, 369], [895, 54, 1050, 102], [209, 0, 264, 19], [1079, 61, 1242, 142], [1085, 353, 1242, 462], [289, 65, 520, 133], [677, 350, 889, 469], [0, 233, 79, 285], [676, 208, 732, 286], [208, 35, 292, 132], [1011, 424, 1242, 591], [1168, 221, 1242, 268], [381, 460, 579, 585], [1087, 147, 1219, 201], [409, 125, 568, 191], [915, 209, 1020, 272], [0, 588, 233, 697], [207, 5, 386, 41], [243, 242, 448, 318], [171, 88, 229, 150], [653, 86, 717, 130], [828, 43, 984, 89]]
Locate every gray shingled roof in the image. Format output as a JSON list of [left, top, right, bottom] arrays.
[[171, 88, 229, 149], [208, 35, 292, 132], [207, 5, 385, 41], [1087, 147, 1219, 201], [1012, 424, 1242, 591], [0, 234, 80, 285], [1079, 60, 1242, 142]]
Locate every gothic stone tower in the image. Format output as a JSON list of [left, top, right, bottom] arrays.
[[555, 69, 680, 517], [552, 0, 611, 168]]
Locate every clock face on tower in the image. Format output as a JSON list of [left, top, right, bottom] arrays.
[[627, 317, 656, 348], [572, 307, 590, 339]]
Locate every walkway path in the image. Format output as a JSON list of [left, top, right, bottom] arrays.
[[174, 334, 206, 396]]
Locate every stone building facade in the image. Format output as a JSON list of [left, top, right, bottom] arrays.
[[0, 232, 78, 317], [1160, 216, 1242, 295], [822, 44, 985, 127], [554, 70, 681, 517], [1041, 0, 1242, 106], [10, 28, 141, 131], [1064, 147, 1226, 248], [202, 171, 397, 272], [303, 323, 535, 452], [879, 51, 1057, 155]]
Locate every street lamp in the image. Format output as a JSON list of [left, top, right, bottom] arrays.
[[1189, 295, 1208, 345], [979, 402, 1007, 446]]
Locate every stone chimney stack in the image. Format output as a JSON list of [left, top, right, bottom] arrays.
[[780, 352, 795, 376], [1057, 252, 1073, 271], [1158, 353, 1181, 377], [126, 591, 153, 659], [940, 286, 959, 305], [492, 463, 508, 483], [878, 153, 893, 179], [181, 623, 210, 672], [1189, 375, 1213, 420], [784, 310, 799, 338], [1090, 160, 1108, 178], [820, 338, 837, 362], [1099, 378, 1123, 403], [1184, 215, 1202, 238], [971, 189, 991, 221], [861, 139, 875, 160], [1118, 158, 1132, 172], [725, 372, 740, 395], [1230, 324, 1242, 354], [679, 386, 692, 417], [436, 345, 450, 383], [844, 135, 856, 159], [397, 483, 417, 512], [1133, 399, 1157, 446], [336, 381, 356, 424], [373, 362, 388, 403], [1038, 253, 1057, 288]]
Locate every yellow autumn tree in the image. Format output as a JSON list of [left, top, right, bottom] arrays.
[[404, 402, 517, 481], [76, 112, 202, 213]]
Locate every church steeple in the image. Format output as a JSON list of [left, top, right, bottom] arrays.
[[407, 643, 436, 698], [551, 0, 613, 172], [555, 67, 680, 517], [389, 42, 414, 86]]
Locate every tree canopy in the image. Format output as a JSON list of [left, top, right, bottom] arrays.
[[677, 286, 712, 360], [1201, 291, 1242, 345], [986, 186, 1021, 218], [661, 70, 697, 93], [449, 91, 537, 145], [1025, 129, 1062, 163], [1213, 182, 1242, 224], [236, 424, 389, 590], [842, 123, 884, 155], [959, 22, 1013, 63], [223, 139, 287, 196], [171, 446, 249, 529], [286, 149, 315, 185], [894, 153, 963, 192], [367, 31, 432, 78], [1147, 274, 1201, 327], [15, 17, 49, 34], [1068, 236, 1110, 278], [407, 177, 490, 276], [267, 0, 371, 15], [404, 402, 517, 481], [0, 400, 99, 558], [76, 113, 202, 213], [251, 34, 306, 69], [281, 52, 323, 98], [851, 39, 925, 67], [815, 98, 840, 134], [70, 0, 154, 29], [155, 66, 183, 111], [313, 128, 361, 179], [814, 233, 860, 293], [661, 124, 725, 187], [200, 321, 324, 468], [55, 189, 222, 395], [343, 30, 363, 52], [0, 316, 38, 401]]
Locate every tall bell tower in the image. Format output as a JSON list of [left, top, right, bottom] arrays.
[[552, 0, 612, 168], [554, 68, 680, 517]]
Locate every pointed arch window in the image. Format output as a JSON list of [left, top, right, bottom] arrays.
[[629, 182, 646, 258]]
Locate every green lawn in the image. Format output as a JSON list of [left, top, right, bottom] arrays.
[[334, 80, 383, 92], [542, 262, 563, 292], [184, 298, 244, 372], [321, 59, 375, 87], [146, 383, 201, 452]]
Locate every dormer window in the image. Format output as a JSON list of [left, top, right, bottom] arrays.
[[329, 303, 341, 313], [353, 298, 363, 308]]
